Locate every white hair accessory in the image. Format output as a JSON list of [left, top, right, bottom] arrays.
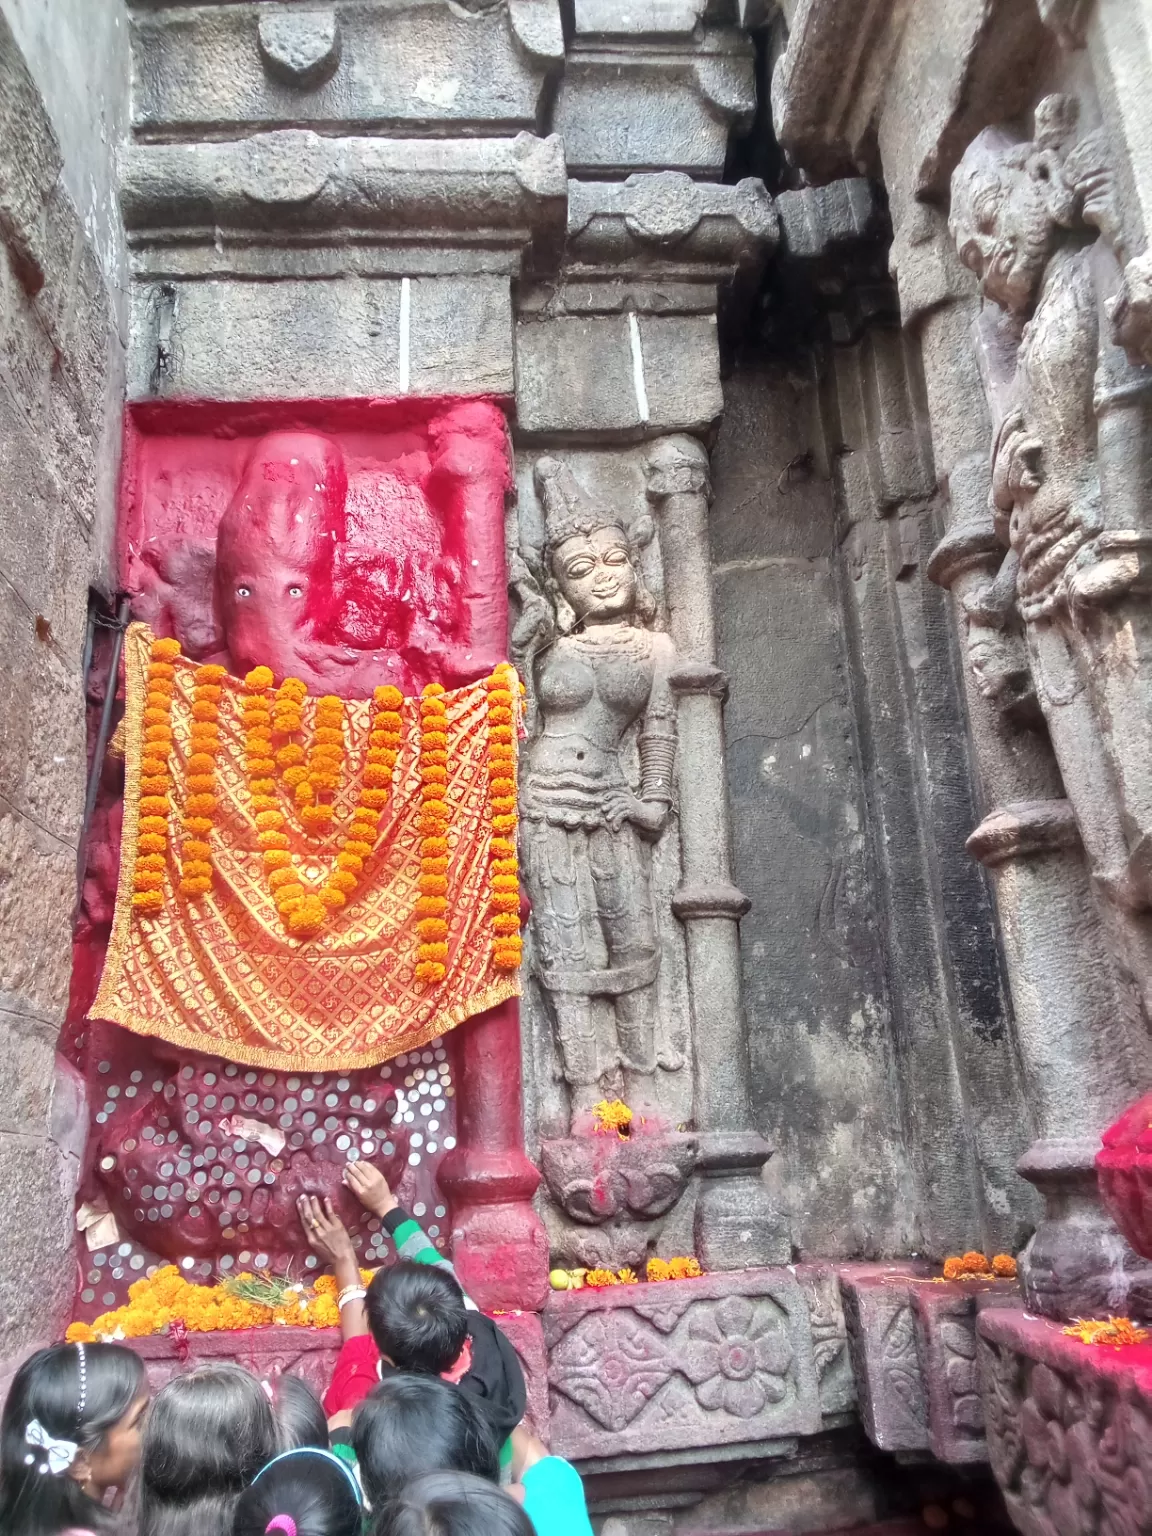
[[25, 1419, 79, 1475], [76, 1341, 87, 1420]]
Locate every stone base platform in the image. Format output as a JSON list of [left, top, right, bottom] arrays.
[[977, 1302, 1152, 1536]]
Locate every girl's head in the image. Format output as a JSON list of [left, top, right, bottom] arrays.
[[140, 1363, 277, 1536], [0, 1341, 147, 1536], [372, 1472, 533, 1536], [233, 1447, 361, 1536], [265, 1374, 328, 1453], [351, 1376, 497, 1509]]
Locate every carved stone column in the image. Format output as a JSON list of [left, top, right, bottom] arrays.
[[644, 435, 780, 1270]]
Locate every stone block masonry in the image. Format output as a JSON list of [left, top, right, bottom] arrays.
[[0, 0, 127, 1381]]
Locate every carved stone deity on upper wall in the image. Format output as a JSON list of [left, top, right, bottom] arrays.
[[512, 458, 683, 1132], [949, 95, 1152, 1011]]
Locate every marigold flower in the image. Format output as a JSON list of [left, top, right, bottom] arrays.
[[185, 775, 215, 795], [421, 730, 448, 751], [245, 666, 275, 690], [143, 707, 170, 727], [374, 685, 404, 710], [489, 725, 513, 746], [245, 734, 274, 757], [184, 816, 213, 837], [140, 795, 170, 816], [488, 706, 512, 726], [421, 836, 449, 858], [279, 677, 307, 701], [195, 664, 227, 683], [186, 793, 217, 815], [179, 875, 212, 896], [487, 689, 513, 709], [363, 764, 393, 788], [491, 836, 515, 858], [147, 662, 176, 682], [647, 1258, 672, 1282], [268, 866, 298, 891], [492, 939, 522, 970], [183, 840, 211, 861], [491, 797, 517, 817], [190, 723, 220, 746], [250, 796, 278, 816], [992, 1254, 1018, 1278], [668, 1256, 703, 1280], [140, 776, 170, 797], [319, 885, 346, 909], [263, 849, 292, 870], [300, 805, 334, 829], [415, 960, 446, 984], [133, 889, 164, 912], [490, 892, 520, 915], [139, 816, 168, 837], [419, 875, 449, 897], [584, 1269, 618, 1289], [186, 753, 215, 776], [147, 681, 176, 703], [283, 766, 310, 789], [249, 778, 276, 796], [256, 810, 285, 832], [491, 874, 519, 893], [258, 830, 290, 850], [492, 912, 520, 936], [344, 840, 374, 861], [617, 1268, 639, 1285], [415, 896, 445, 919], [137, 853, 166, 872], [134, 871, 165, 892], [195, 684, 223, 704], [493, 814, 517, 835], [417, 918, 449, 943], [276, 744, 306, 767], [191, 700, 220, 723], [328, 870, 357, 894], [375, 707, 403, 730], [139, 833, 166, 854], [335, 853, 363, 874], [152, 637, 182, 662]]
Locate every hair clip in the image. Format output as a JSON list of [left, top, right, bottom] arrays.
[[25, 1420, 79, 1475], [266, 1517, 298, 1536], [75, 1341, 87, 1421]]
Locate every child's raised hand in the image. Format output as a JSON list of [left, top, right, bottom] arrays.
[[343, 1159, 398, 1218], [297, 1194, 355, 1266]]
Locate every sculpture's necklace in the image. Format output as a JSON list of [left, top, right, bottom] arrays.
[[567, 623, 653, 662]]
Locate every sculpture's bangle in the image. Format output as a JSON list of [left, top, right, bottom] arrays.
[[639, 731, 677, 804]]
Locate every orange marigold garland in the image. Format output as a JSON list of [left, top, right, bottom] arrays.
[[246, 671, 402, 938], [416, 684, 450, 985], [243, 668, 324, 937], [178, 662, 226, 897], [133, 636, 182, 914], [486, 663, 522, 972]]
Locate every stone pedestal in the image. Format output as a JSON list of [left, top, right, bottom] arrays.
[[978, 1303, 1152, 1536]]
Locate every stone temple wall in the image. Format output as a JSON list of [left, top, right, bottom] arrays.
[[8, 0, 1152, 1531], [0, 0, 128, 1382]]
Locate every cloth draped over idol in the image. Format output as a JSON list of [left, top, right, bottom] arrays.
[[91, 624, 519, 1071]]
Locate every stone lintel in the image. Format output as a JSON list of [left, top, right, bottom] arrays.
[[556, 30, 755, 179], [775, 179, 880, 261], [130, 1, 563, 140], [566, 173, 778, 285], [770, 0, 898, 182], [693, 1128, 773, 1174], [966, 800, 1081, 869], [120, 132, 567, 275]]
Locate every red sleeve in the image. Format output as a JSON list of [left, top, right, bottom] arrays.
[[323, 1334, 381, 1416]]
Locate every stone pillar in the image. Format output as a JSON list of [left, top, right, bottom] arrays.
[[438, 997, 550, 1314], [920, 285, 1152, 1319], [644, 435, 779, 1270]]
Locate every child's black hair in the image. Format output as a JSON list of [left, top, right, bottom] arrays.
[[139, 1362, 277, 1536], [266, 1373, 328, 1453], [351, 1374, 497, 1510], [365, 1262, 468, 1375], [370, 1471, 533, 1536], [233, 1447, 361, 1536], [0, 1341, 145, 1536]]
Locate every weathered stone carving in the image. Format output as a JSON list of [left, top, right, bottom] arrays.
[[978, 1305, 1152, 1536], [515, 457, 684, 1126], [949, 98, 1152, 950], [257, 10, 341, 90], [543, 1269, 820, 1459]]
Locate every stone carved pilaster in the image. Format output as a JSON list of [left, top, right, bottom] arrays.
[[643, 437, 777, 1271]]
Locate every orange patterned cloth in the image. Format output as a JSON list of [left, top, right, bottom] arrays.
[[91, 624, 519, 1071]]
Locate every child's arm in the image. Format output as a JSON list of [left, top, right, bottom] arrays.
[[297, 1193, 370, 1341], [343, 1161, 473, 1304]]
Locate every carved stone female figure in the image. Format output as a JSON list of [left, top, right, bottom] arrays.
[[515, 458, 679, 1125]]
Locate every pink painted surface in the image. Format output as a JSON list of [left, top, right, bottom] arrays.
[[1098, 1091, 1152, 1262], [65, 397, 546, 1323]]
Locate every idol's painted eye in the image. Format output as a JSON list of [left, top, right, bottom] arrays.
[[288, 586, 304, 598], [236, 586, 252, 599]]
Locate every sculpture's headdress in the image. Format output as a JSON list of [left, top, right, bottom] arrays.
[[534, 456, 625, 557], [216, 430, 348, 577]]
